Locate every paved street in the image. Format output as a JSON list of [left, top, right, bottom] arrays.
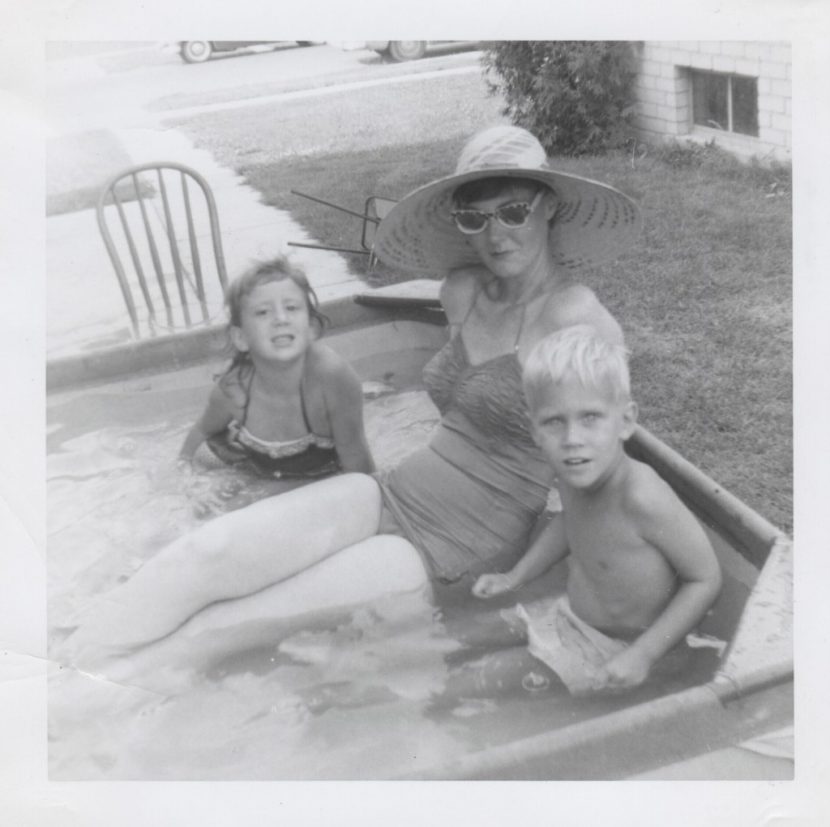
[[47, 41, 487, 138]]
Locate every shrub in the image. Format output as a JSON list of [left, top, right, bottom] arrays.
[[482, 41, 639, 156], [651, 138, 718, 169], [650, 138, 792, 196]]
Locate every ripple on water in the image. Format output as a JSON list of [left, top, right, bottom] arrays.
[[48, 387, 461, 779]]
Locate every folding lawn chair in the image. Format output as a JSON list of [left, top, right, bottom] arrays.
[[287, 189, 397, 270], [96, 162, 228, 338]]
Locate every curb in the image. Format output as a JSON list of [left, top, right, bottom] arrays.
[[46, 292, 445, 392]]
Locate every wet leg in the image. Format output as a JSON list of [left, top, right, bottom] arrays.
[[64, 473, 385, 662], [72, 535, 430, 693]]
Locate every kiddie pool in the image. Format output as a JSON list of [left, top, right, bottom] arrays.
[[46, 285, 793, 781]]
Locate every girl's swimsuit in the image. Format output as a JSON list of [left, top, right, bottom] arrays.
[[207, 367, 340, 479], [377, 297, 555, 584]]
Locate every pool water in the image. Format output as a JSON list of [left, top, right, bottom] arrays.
[[47, 347, 733, 780]]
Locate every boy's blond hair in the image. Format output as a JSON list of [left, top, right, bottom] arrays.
[[523, 325, 631, 410]]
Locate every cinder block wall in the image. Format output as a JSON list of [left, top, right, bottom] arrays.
[[633, 41, 791, 162]]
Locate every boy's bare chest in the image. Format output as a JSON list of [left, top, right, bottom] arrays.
[[564, 502, 662, 575]]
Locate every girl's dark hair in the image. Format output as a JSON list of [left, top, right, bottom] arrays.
[[452, 176, 552, 207], [222, 256, 329, 374]]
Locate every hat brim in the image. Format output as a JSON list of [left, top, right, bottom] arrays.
[[372, 166, 643, 278]]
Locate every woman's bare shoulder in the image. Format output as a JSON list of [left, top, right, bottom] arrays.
[[540, 282, 599, 317], [538, 283, 623, 344], [440, 266, 484, 323]]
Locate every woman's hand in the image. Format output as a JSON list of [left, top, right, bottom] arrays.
[[472, 572, 515, 599]]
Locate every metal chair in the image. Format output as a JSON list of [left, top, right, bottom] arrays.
[[96, 162, 228, 338]]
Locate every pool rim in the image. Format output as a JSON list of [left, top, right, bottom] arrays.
[[46, 290, 793, 780]]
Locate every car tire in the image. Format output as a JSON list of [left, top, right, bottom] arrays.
[[388, 41, 427, 62], [180, 41, 213, 63]]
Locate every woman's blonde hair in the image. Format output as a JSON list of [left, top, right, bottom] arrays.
[[522, 325, 631, 410]]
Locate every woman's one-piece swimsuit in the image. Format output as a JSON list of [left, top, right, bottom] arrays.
[[378, 301, 555, 583], [207, 369, 340, 479]]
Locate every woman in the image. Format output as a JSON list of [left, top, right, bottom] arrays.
[[65, 125, 642, 667]]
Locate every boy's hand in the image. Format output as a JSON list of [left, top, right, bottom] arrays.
[[471, 573, 515, 599], [175, 456, 195, 476], [593, 647, 653, 692]]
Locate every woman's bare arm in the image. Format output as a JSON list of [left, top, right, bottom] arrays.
[[539, 284, 625, 346]]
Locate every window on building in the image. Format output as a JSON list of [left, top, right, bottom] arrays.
[[691, 70, 759, 137]]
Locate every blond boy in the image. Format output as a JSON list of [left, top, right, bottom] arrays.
[[473, 326, 722, 694]]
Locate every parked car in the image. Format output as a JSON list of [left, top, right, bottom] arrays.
[[177, 41, 314, 64], [364, 40, 479, 62]]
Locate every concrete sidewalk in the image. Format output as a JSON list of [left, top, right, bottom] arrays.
[[46, 124, 361, 359]]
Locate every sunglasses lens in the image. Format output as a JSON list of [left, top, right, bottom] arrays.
[[496, 203, 532, 227], [452, 193, 540, 234], [453, 211, 488, 233]]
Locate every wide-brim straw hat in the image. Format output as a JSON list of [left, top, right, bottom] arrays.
[[372, 125, 643, 278]]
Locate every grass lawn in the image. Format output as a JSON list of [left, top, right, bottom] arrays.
[[236, 139, 792, 534]]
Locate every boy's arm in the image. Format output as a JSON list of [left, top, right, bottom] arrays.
[[321, 354, 375, 474], [179, 385, 235, 462], [598, 492, 722, 690], [473, 511, 569, 598]]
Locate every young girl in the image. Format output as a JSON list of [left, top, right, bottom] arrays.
[[179, 257, 374, 482]]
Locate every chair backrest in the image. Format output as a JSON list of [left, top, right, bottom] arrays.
[[96, 162, 228, 338]]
